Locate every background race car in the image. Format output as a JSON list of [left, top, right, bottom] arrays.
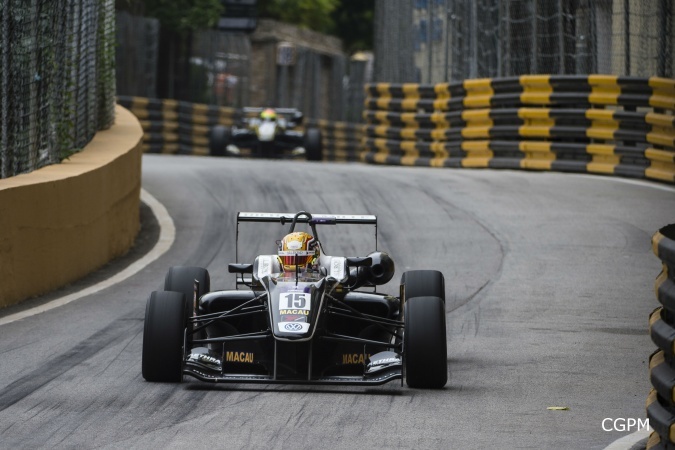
[[208, 107, 323, 161]]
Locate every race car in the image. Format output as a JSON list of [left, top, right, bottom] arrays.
[[142, 211, 447, 388], [208, 107, 323, 161]]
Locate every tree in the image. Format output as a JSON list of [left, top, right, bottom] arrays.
[[330, 0, 374, 53], [258, 0, 339, 34], [258, 0, 374, 53]]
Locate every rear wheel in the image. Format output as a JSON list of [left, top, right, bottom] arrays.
[[209, 125, 231, 156], [164, 266, 210, 343], [401, 270, 445, 304], [142, 291, 187, 382], [404, 296, 447, 388], [164, 266, 210, 304], [304, 128, 322, 161]]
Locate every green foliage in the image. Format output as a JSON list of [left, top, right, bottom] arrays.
[[258, 0, 339, 34], [331, 0, 374, 53], [141, 0, 224, 34]]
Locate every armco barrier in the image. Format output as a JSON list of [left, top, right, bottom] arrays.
[[648, 224, 675, 449], [116, 96, 363, 162], [0, 106, 143, 308], [362, 75, 675, 184]]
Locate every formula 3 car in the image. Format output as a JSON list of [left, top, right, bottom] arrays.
[[208, 107, 323, 161], [142, 211, 447, 388]]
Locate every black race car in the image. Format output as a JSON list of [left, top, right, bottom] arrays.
[[208, 107, 323, 161], [142, 211, 447, 388]]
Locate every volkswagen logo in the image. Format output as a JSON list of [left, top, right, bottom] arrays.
[[284, 323, 303, 331]]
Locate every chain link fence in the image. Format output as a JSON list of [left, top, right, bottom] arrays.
[[392, 0, 674, 83], [115, 11, 159, 99], [0, 0, 116, 179]]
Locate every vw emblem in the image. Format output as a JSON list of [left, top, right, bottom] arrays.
[[284, 323, 302, 331]]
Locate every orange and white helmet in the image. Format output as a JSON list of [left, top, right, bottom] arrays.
[[260, 108, 277, 121], [278, 232, 318, 271]]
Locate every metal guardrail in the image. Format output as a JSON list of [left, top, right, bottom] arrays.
[[116, 96, 363, 162], [648, 224, 675, 449], [362, 75, 675, 184]]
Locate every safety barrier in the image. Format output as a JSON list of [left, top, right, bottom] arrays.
[[648, 224, 675, 449], [0, 106, 143, 308], [116, 96, 363, 162], [362, 75, 675, 184]]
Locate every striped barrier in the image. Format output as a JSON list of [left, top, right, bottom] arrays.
[[648, 224, 675, 449], [306, 119, 364, 162], [362, 75, 675, 184], [116, 96, 237, 155], [116, 96, 364, 162]]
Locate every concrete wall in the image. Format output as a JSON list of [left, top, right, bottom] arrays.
[[0, 105, 144, 308]]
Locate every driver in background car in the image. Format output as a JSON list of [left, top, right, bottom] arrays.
[[260, 108, 277, 122], [259, 107, 288, 131]]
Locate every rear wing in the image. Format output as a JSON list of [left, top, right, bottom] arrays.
[[240, 107, 304, 127], [235, 212, 378, 263], [241, 107, 302, 116]]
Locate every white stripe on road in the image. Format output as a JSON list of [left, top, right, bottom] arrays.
[[0, 188, 175, 326], [603, 427, 651, 450]]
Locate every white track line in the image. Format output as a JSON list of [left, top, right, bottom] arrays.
[[568, 173, 675, 193], [603, 427, 651, 450], [0, 188, 175, 327]]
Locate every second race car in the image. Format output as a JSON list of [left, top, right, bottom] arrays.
[[208, 107, 323, 161]]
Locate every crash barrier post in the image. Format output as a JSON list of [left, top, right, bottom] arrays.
[[362, 75, 675, 184], [0, 106, 143, 308], [116, 96, 364, 162], [648, 224, 675, 449]]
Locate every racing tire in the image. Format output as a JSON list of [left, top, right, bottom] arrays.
[[142, 291, 187, 382], [404, 296, 447, 389], [164, 266, 210, 342], [164, 266, 211, 303], [401, 270, 445, 303], [209, 125, 231, 157], [304, 128, 323, 161]]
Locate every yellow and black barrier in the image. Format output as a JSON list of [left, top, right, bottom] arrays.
[[648, 224, 675, 449], [117, 96, 364, 162], [117, 96, 237, 155], [363, 75, 675, 184]]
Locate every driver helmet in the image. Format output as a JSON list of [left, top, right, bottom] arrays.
[[260, 108, 277, 122], [278, 232, 318, 271]]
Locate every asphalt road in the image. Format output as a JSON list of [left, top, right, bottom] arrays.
[[1, 154, 673, 449]]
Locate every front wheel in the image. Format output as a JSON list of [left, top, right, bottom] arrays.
[[209, 125, 231, 157], [142, 291, 187, 382], [404, 296, 447, 388]]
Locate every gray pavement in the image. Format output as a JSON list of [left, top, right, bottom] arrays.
[[0, 155, 673, 449]]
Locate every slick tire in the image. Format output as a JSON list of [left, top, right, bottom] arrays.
[[400, 270, 445, 304], [304, 128, 322, 161], [164, 266, 210, 342], [164, 266, 210, 305], [142, 291, 187, 382], [209, 125, 231, 157], [404, 296, 447, 389]]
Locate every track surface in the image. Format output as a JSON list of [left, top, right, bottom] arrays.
[[1, 154, 673, 449]]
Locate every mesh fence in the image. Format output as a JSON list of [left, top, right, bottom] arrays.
[[0, 0, 116, 179], [188, 30, 251, 108], [402, 0, 674, 83], [115, 11, 159, 98]]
